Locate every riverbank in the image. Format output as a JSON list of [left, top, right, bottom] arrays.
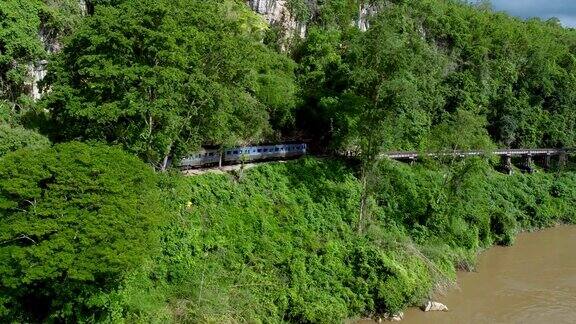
[[400, 225, 576, 323]]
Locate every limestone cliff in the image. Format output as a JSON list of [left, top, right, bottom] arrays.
[[357, 2, 379, 32], [246, 0, 380, 50], [246, 0, 308, 51], [26, 0, 88, 100], [26, 0, 379, 99]]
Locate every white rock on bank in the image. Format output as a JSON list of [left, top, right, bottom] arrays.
[[380, 311, 404, 321], [422, 301, 448, 312], [390, 311, 404, 321]]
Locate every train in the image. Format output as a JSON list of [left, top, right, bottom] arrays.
[[180, 143, 307, 169]]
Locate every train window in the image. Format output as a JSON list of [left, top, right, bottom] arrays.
[[227, 151, 231, 154], [209, 153, 214, 156], [264, 149, 268, 152], [258, 149, 262, 152], [275, 148, 279, 151], [234, 150, 239, 154]]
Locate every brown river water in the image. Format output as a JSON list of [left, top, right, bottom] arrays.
[[359, 226, 576, 324]]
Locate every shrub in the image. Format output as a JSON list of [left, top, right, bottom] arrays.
[[0, 124, 50, 157]]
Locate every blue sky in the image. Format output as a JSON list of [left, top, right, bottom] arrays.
[[487, 0, 576, 27]]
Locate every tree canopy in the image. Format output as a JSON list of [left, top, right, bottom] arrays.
[[0, 0, 82, 123], [0, 0, 45, 113], [295, 0, 576, 156], [0, 142, 165, 321], [44, 0, 297, 168], [0, 124, 50, 156]]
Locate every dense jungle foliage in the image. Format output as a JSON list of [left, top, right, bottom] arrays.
[[1, 0, 576, 322], [4, 156, 575, 321]]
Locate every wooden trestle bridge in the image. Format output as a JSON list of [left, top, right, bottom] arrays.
[[383, 148, 573, 173]]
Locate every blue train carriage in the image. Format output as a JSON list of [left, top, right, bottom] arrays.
[[223, 143, 307, 163], [180, 143, 307, 169], [180, 148, 220, 169]]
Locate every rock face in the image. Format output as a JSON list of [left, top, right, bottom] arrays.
[[246, 0, 307, 50], [357, 3, 379, 32], [26, 25, 59, 101], [422, 301, 449, 312], [389, 311, 404, 321], [25, 0, 89, 100], [26, 60, 49, 101], [79, 0, 89, 15], [376, 311, 404, 322], [246, 0, 383, 50], [247, 0, 285, 24]]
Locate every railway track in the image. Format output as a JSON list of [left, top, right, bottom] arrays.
[[383, 148, 569, 159], [181, 148, 573, 176]]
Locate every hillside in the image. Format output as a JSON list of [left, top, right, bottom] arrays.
[[1, 0, 576, 322]]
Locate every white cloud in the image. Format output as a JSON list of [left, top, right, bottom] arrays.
[[486, 0, 576, 27]]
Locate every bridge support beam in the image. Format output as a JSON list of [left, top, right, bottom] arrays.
[[501, 154, 513, 175], [544, 153, 551, 169], [523, 154, 534, 173], [559, 152, 567, 169]]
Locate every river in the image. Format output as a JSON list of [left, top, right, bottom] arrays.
[[361, 226, 576, 323]]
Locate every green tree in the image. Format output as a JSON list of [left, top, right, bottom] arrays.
[[295, 0, 576, 152], [0, 0, 45, 116], [44, 0, 297, 168], [0, 124, 50, 156], [314, 2, 446, 231], [0, 0, 83, 118], [0, 142, 165, 321]]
